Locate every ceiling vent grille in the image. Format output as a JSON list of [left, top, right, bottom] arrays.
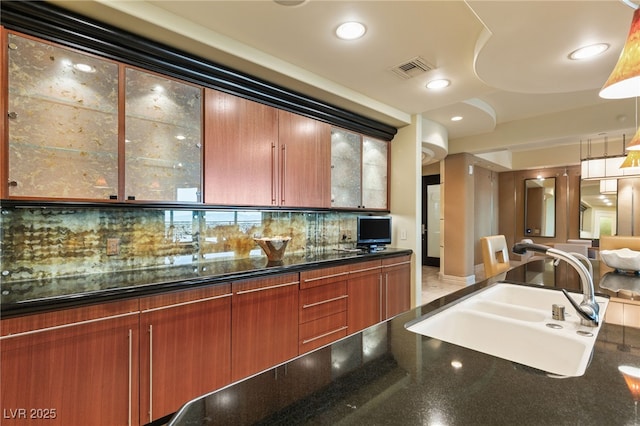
[[390, 56, 434, 79]]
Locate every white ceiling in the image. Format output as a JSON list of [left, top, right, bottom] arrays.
[[49, 0, 639, 166]]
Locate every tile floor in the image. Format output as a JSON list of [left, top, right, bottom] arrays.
[[421, 265, 490, 304]]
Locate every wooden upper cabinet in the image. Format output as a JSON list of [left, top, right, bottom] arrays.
[[277, 110, 331, 208], [203, 88, 278, 206], [204, 89, 331, 208]]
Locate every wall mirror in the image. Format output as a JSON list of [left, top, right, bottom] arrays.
[[579, 179, 617, 239], [524, 178, 556, 237]]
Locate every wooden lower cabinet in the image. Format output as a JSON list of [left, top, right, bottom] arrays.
[[0, 300, 140, 426], [347, 260, 383, 334], [382, 255, 412, 319], [139, 284, 232, 424], [231, 273, 300, 382]]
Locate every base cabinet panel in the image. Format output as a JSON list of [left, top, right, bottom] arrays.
[[0, 305, 139, 426], [231, 273, 300, 382], [347, 261, 383, 334], [383, 255, 412, 319], [139, 285, 232, 424]]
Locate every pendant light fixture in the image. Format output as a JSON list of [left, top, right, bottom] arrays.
[[600, 6, 640, 99]]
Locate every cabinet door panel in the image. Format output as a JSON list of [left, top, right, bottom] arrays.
[[278, 111, 331, 208], [140, 290, 232, 423], [232, 273, 299, 381], [204, 89, 278, 206], [383, 257, 412, 318], [6, 32, 119, 200], [125, 68, 203, 202], [362, 137, 389, 210], [348, 266, 382, 334], [331, 128, 362, 208], [0, 313, 139, 426]]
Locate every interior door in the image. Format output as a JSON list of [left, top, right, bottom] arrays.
[[422, 175, 441, 266]]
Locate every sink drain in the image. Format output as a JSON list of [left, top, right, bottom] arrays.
[[576, 330, 594, 337], [546, 323, 563, 329]]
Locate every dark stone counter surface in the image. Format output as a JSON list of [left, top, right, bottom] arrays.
[[167, 260, 640, 426], [1, 248, 412, 318]]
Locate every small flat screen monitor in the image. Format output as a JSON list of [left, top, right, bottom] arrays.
[[357, 216, 391, 251]]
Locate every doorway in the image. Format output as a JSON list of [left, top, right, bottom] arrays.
[[422, 175, 440, 266]]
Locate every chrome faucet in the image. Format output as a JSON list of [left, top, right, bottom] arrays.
[[512, 243, 600, 327]]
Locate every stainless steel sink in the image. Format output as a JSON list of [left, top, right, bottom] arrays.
[[405, 282, 609, 377]]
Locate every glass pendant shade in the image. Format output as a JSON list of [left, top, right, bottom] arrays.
[[600, 8, 640, 99], [627, 125, 640, 150], [621, 150, 640, 168]]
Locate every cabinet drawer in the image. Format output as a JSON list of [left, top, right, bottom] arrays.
[[300, 265, 350, 289], [299, 311, 347, 353], [300, 282, 348, 324]]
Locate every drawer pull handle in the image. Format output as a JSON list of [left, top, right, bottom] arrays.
[[303, 271, 349, 283], [141, 293, 232, 313], [302, 326, 348, 344], [1, 311, 139, 339], [235, 281, 299, 295], [302, 294, 348, 309], [382, 260, 412, 268], [349, 266, 381, 274]]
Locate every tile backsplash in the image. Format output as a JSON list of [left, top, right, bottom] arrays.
[[0, 206, 362, 282]]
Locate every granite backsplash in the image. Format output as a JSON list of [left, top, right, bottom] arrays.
[[0, 206, 367, 303]]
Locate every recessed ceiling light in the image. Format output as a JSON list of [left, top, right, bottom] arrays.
[[568, 43, 609, 60], [336, 22, 366, 40], [73, 63, 95, 73], [274, 0, 307, 5], [451, 116, 463, 122], [426, 79, 450, 90], [175, 135, 186, 141]]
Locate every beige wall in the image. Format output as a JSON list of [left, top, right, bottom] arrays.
[[390, 115, 422, 307]]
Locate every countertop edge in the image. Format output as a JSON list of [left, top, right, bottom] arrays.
[[1, 249, 413, 318]]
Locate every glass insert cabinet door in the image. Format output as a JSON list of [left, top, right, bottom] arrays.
[[362, 137, 388, 210], [331, 128, 388, 210], [331, 128, 362, 208], [125, 68, 202, 202], [6, 32, 119, 199]]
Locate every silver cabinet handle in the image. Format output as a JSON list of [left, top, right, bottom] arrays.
[[141, 293, 232, 313], [0, 311, 138, 339], [302, 294, 348, 309], [302, 326, 348, 344], [128, 329, 133, 426], [149, 324, 153, 423], [302, 271, 349, 283], [280, 144, 287, 204], [271, 142, 277, 204], [235, 280, 299, 295]]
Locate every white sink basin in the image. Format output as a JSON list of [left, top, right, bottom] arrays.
[[406, 282, 609, 377]]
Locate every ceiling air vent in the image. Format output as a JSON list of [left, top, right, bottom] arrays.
[[390, 56, 434, 80]]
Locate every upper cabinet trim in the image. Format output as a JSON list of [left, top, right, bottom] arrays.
[[1, 1, 397, 141]]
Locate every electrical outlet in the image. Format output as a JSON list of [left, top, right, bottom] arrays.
[[400, 229, 407, 240], [107, 238, 120, 256]]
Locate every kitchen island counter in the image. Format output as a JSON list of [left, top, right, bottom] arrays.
[[168, 260, 640, 426]]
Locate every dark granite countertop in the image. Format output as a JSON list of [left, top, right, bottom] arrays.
[[167, 260, 640, 426], [0, 248, 412, 318]]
